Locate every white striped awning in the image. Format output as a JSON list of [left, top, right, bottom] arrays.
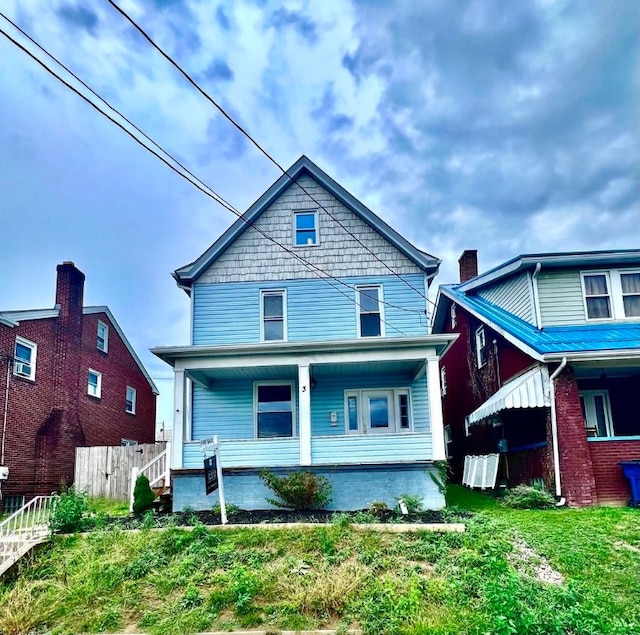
[[467, 366, 551, 425]]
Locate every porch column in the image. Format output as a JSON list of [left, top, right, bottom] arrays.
[[298, 364, 312, 466], [426, 356, 446, 461], [172, 369, 185, 470]]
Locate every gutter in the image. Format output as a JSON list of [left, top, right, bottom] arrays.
[[549, 357, 567, 506], [531, 262, 543, 330]]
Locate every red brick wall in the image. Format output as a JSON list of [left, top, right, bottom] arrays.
[[554, 368, 598, 506], [589, 440, 640, 504]]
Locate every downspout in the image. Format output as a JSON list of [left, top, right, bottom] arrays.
[[532, 262, 543, 330], [549, 357, 567, 507]]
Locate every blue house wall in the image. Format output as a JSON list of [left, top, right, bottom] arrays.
[[192, 274, 428, 345]]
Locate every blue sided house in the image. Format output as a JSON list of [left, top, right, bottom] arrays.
[[432, 249, 640, 506], [152, 156, 456, 511]]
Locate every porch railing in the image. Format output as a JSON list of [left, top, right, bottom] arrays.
[[129, 443, 171, 511], [0, 495, 54, 577]]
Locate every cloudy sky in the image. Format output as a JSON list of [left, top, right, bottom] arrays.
[[1, 0, 638, 426]]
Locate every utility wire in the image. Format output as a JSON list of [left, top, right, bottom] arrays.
[[105, 0, 437, 312], [0, 18, 412, 336]]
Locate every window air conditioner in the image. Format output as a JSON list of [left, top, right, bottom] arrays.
[[14, 362, 30, 377]]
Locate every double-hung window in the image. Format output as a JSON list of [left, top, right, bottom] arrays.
[[621, 272, 640, 317], [582, 273, 612, 319], [440, 366, 447, 397], [255, 382, 294, 438], [475, 326, 488, 368], [344, 388, 411, 434], [261, 290, 286, 341], [450, 304, 457, 329], [97, 321, 109, 353], [294, 211, 318, 246], [13, 337, 37, 380], [581, 269, 640, 320], [357, 285, 383, 337], [87, 369, 102, 398], [126, 386, 136, 414]]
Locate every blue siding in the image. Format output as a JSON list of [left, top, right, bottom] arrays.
[[192, 274, 427, 345], [173, 464, 445, 511], [183, 439, 299, 469], [312, 433, 432, 464]]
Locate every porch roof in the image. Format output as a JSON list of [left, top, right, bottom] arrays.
[[151, 334, 457, 369], [467, 366, 551, 425]]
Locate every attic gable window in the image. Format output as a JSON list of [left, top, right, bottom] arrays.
[[294, 211, 318, 246], [97, 320, 109, 353]]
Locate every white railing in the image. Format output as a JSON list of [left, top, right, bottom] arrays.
[[0, 495, 54, 576], [129, 443, 171, 511]]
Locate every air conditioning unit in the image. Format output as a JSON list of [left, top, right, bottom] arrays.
[[14, 362, 30, 377], [0, 466, 8, 480]]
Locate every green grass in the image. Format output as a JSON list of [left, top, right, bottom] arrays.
[[0, 490, 638, 635]]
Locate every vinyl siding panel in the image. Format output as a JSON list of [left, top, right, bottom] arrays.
[[538, 270, 586, 326], [192, 274, 428, 345], [183, 439, 299, 469], [477, 272, 535, 324], [198, 174, 423, 283]]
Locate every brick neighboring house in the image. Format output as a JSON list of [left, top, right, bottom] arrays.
[[432, 249, 640, 507], [0, 262, 158, 511]]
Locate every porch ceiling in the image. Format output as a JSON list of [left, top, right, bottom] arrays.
[[572, 359, 640, 379], [189, 365, 298, 383]]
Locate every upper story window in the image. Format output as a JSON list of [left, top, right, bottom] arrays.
[[97, 320, 109, 353], [440, 366, 447, 397], [87, 369, 102, 398], [357, 285, 383, 337], [126, 386, 137, 414], [581, 269, 640, 320], [475, 325, 488, 368], [14, 337, 37, 380], [450, 304, 457, 329], [294, 211, 318, 246], [261, 290, 286, 341]]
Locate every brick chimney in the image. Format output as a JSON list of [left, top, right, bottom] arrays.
[[458, 250, 478, 283], [55, 261, 85, 319]]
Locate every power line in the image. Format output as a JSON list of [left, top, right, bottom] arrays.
[[105, 0, 438, 311], [0, 18, 413, 336]]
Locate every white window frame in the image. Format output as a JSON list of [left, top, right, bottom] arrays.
[[125, 386, 137, 414], [440, 366, 447, 397], [581, 269, 640, 321], [260, 289, 287, 342], [97, 320, 109, 353], [343, 388, 412, 435], [253, 380, 296, 439], [450, 303, 457, 329], [475, 325, 487, 368], [444, 425, 452, 458], [580, 390, 614, 437], [87, 369, 102, 398], [13, 336, 37, 381], [293, 210, 319, 247], [355, 284, 385, 338]]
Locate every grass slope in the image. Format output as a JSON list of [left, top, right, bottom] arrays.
[[0, 488, 638, 635]]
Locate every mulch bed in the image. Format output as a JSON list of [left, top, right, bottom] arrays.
[[93, 508, 470, 531]]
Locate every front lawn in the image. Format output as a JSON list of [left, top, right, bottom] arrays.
[[0, 489, 638, 634]]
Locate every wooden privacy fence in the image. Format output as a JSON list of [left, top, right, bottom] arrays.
[[74, 443, 167, 500]]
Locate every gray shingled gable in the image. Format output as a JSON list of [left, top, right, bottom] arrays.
[[173, 155, 440, 290]]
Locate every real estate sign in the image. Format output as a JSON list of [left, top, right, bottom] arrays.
[[204, 455, 219, 495]]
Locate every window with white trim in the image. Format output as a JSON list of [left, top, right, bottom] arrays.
[[581, 269, 640, 320], [97, 320, 109, 352], [255, 382, 294, 438], [261, 290, 286, 341], [13, 337, 37, 380], [126, 386, 136, 414], [356, 285, 383, 337], [87, 369, 102, 398], [580, 390, 613, 437], [450, 303, 457, 329], [444, 425, 452, 458], [475, 325, 488, 368], [294, 210, 318, 246], [344, 388, 412, 434], [440, 366, 447, 397]]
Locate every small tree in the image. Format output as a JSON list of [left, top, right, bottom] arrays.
[[133, 473, 155, 515], [49, 487, 88, 534], [259, 469, 332, 510]]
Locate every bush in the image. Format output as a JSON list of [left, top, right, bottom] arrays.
[[49, 487, 88, 534], [133, 474, 156, 515], [394, 494, 424, 515], [501, 484, 555, 509], [259, 469, 332, 510]]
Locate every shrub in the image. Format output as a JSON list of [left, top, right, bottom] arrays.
[[49, 487, 88, 534], [133, 474, 156, 515], [259, 469, 332, 510], [367, 501, 389, 516], [501, 484, 555, 509], [394, 494, 424, 515]]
